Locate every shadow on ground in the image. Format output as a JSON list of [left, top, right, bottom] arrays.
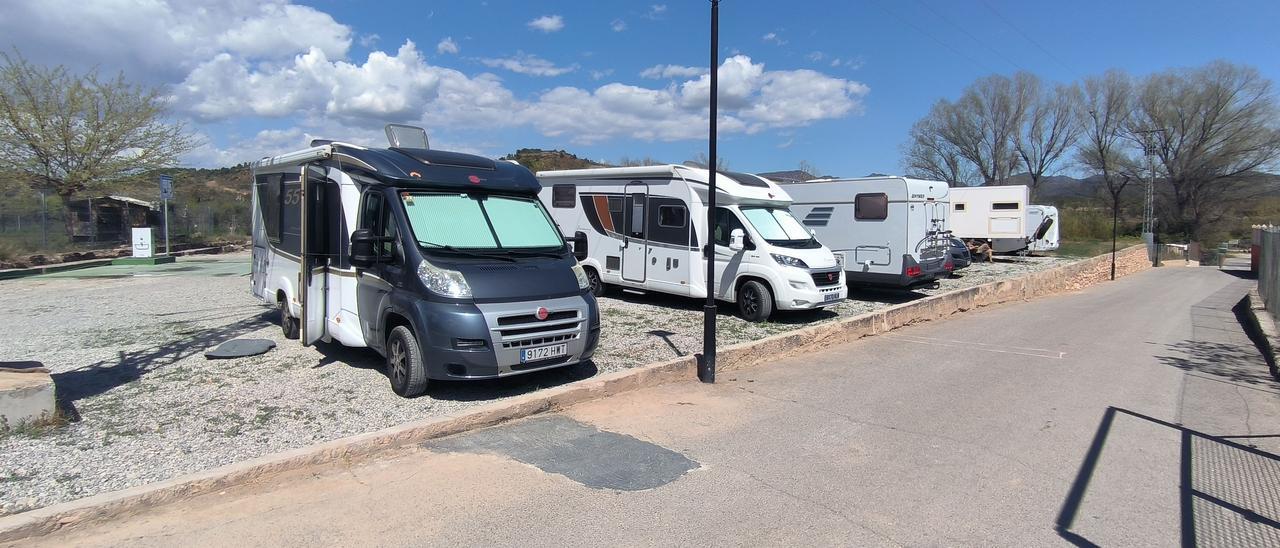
[[1056, 407, 1280, 547]]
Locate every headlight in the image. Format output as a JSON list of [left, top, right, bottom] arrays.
[[771, 253, 809, 268], [417, 260, 472, 298], [571, 263, 590, 290]]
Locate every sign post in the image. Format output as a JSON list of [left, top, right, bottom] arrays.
[[159, 174, 173, 256]]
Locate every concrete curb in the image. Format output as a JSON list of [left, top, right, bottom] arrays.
[[0, 244, 247, 281], [0, 244, 1152, 542]]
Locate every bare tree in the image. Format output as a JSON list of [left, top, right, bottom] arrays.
[[1015, 76, 1083, 200], [1078, 70, 1138, 278], [902, 109, 975, 185], [0, 50, 196, 234], [685, 152, 729, 171], [901, 73, 1035, 186], [797, 160, 821, 178], [1132, 61, 1280, 240]]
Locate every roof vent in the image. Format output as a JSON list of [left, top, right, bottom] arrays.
[[385, 124, 429, 149]]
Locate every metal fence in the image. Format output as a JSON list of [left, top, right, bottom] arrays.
[[1258, 226, 1280, 323]]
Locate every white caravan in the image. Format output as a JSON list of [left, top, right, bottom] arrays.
[[536, 165, 848, 322], [993, 204, 1060, 253], [781, 176, 953, 288], [947, 185, 1031, 243]]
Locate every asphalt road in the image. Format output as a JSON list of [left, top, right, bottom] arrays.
[[20, 264, 1280, 547]]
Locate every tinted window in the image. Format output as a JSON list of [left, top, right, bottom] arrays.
[[279, 174, 302, 254], [713, 208, 748, 247], [993, 202, 1020, 211], [658, 205, 686, 228], [254, 174, 282, 243], [854, 193, 888, 220], [954, 203, 966, 211], [627, 194, 645, 238], [552, 184, 576, 208]]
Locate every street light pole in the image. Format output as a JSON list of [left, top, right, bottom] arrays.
[[699, 0, 719, 384]]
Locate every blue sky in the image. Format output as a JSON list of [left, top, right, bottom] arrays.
[[3, 0, 1279, 176]]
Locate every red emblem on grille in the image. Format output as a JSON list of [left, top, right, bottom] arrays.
[[535, 307, 549, 320], [827, 273, 836, 282], [468, 175, 482, 184]]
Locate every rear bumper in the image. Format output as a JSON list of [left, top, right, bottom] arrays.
[[411, 294, 600, 380]]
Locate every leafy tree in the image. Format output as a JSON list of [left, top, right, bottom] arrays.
[[0, 51, 196, 234]]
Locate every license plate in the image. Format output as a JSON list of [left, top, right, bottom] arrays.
[[520, 343, 567, 363], [824, 293, 840, 302]]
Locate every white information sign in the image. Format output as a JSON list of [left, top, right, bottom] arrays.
[[132, 227, 154, 258]]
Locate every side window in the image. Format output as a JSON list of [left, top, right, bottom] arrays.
[[954, 203, 966, 212], [627, 194, 646, 238], [279, 174, 303, 254], [255, 174, 282, 243], [992, 202, 1020, 211], [359, 191, 382, 232], [713, 208, 746, 246], [658, 205, 686, 228], [854, 193, 888, 221], [379, 199, 398, 260], [552, 184, 576, 208]]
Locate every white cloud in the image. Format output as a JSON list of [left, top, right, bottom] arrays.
[[527, 14, 565, 33], [611, 18, 627, 32], [437, 37, 459, 55], [359, 34, 380, 48], [807, 51, 824, 62], [479, 52, 578, 77], [645, 4, 667, 19], [639, 64, 706, 79], [762, 32, 787, 46], [590, 69, 615, 81]]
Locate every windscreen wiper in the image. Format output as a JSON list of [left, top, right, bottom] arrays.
[[498, 249, 565, 259], [416, 240, 516, 262]]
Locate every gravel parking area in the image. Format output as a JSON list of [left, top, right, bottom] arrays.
[[0, 253, 1072, 515]]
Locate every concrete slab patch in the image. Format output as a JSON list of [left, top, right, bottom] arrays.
[[424, 415, 698, 491]]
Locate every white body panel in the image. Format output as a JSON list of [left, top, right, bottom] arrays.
[[947, 185, 1031, 240], [781, 176, 951, 285], [537, 165, 847, 310]]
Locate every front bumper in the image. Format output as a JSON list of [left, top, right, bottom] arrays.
[[775, 267, 847, 310], [412, 294, 599, 380]]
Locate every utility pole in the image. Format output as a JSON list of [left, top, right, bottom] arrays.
[[699, 0, 720, 384], [1134, 128, 1161, 262]]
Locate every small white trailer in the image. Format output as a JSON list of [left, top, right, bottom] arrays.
[[992, 204, 1060, 253], [781, 176, 953, 288], [947, 185, 1030, 242]]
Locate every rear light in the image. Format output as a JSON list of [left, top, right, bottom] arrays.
[[906, 265, 923, 277], [945, 261, 954, 271]]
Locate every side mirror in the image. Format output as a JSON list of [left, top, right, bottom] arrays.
[[570, 231, 588, 261], [350, 228, 379, 268], [729, 228, 745, 252]]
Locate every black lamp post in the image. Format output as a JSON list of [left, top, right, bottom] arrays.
[[698, 0, 720, 384]]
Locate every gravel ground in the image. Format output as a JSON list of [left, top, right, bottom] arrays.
[[0, 253, 1072, 515]]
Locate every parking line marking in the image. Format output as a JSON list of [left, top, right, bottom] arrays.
[[884, 335, 1066, 359]]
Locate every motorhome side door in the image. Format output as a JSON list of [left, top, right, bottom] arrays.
[[299, 165, 328, 346], [622, 182, 649, 283], [353, 190, 401, 352]]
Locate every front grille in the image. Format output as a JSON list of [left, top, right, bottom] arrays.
[[811, 270, 842, 287], [501, 333, 580, 349]]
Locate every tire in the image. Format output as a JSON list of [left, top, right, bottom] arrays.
[[386, 325, 429, 398], [585, 267, 606, 298], [737, 280, 774, 322], [279, 299, 299, 340]]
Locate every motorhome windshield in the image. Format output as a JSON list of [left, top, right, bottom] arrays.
[[401, 192, 564, 252], [740, 207, 820, 249]]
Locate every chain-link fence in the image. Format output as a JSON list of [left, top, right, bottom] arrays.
[[1258, 227, 1280, 323], [0, 192, 250, 260]]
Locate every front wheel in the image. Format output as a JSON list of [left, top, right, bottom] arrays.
[[386, 325, 429, 398], [737, 280, 774, 322]]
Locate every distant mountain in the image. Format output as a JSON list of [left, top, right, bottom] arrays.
[[501, 148, 608, 173]]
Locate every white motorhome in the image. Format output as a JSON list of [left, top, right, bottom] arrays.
[[781, 176, 953, 288], [947, 185, 1031, 243], [536, 165, 847, 322], [251, 125, 599, 398], [993, 204, 1060, 253]]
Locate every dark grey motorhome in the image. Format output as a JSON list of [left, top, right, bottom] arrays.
[[251, 125, 600, 397]]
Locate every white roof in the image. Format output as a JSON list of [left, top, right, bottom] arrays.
[[538, 164, 792, 207]]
